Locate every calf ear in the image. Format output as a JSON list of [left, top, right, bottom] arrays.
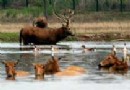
[[32, 63, 36, 66], [15, 59, 20, 65], [15, 61, 19, 65], [42, 65, 45, 68], [2, 61, 6, 64]]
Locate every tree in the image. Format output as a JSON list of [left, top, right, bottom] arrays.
[[72, 0, 76, 10], [95, 0, 99, 11], [25, 0, 29, 7], [43, 0, 48, 18], [49, 0, 52, 5], [2, 0, 7, 8], [120, 0, 123, 12]]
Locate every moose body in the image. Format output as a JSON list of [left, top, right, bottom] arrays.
[[20, 26, 73, 45], [20, 9, 74, 46]]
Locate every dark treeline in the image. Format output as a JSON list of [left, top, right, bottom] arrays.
[[0, 0, 130, 18], [0, 0, 130, 11]]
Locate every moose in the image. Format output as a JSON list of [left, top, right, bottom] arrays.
[[20, 10, 74, 46]]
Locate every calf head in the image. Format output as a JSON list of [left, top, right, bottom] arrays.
[[98, 54, 119, 67], [33, 63, 45, 80], [2, 61, 18, 80], [45, 56, 60, 74]]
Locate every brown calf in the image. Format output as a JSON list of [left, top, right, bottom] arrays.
[[2, 61, 18, 80], [32, 56, 60, 80], [34, 63, 86, 77], [2, 61, 30, 80], [33, 63, 45, 80], [45, 56, 60, 74], [109, 61, 128, 73], [33, 56, 86, 77], [98, 53, 128, 73], [98, 54, 119, 67]]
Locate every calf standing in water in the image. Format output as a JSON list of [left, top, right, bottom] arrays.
[[98, 44, 129, 74], [2, 61, 18, 80], [33, 63, 45, 80], [45, 56, 61, 74], [2, 61, 30, 80]]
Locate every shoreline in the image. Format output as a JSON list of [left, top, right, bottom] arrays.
[[0, 21, 130, 42]]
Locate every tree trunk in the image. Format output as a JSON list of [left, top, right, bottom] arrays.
[[72, 0, 76, 10], [2, 0, 7, 9], [25, 0, 29, 7], [120, 0, 123, 12], [43, 0, 48, 19], [95, 0, 99, 11]]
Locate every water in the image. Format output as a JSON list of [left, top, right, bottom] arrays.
[[0, 41, 130, 90]]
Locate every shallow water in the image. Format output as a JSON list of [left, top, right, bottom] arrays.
[[0, 41, 130, 90]]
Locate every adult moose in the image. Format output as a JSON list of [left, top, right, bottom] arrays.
[[19, 9, 74, 46]]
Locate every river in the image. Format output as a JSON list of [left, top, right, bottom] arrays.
[[0, 41, 130, 90]]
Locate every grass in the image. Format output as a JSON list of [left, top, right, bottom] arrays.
[[70, 21, 130, 35], [0, 32, 19, 42], [0, 10, 130, 42], [0, 8, 130, 22], [0, 21, 130, 42], [0, 7, 47, 23]]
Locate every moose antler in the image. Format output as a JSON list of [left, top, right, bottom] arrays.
[[63, 9, 74, 27], [53, 1, 74, 27]]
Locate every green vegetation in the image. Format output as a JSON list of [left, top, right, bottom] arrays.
[[0, 32, 78, 42], [0, 0, 130, 42], [0, 7, 47, 22], [0, 32, 19, 42], [0, 9, 130, 23], [74, 12, 130, 22], [0, 0, 129, 23]]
